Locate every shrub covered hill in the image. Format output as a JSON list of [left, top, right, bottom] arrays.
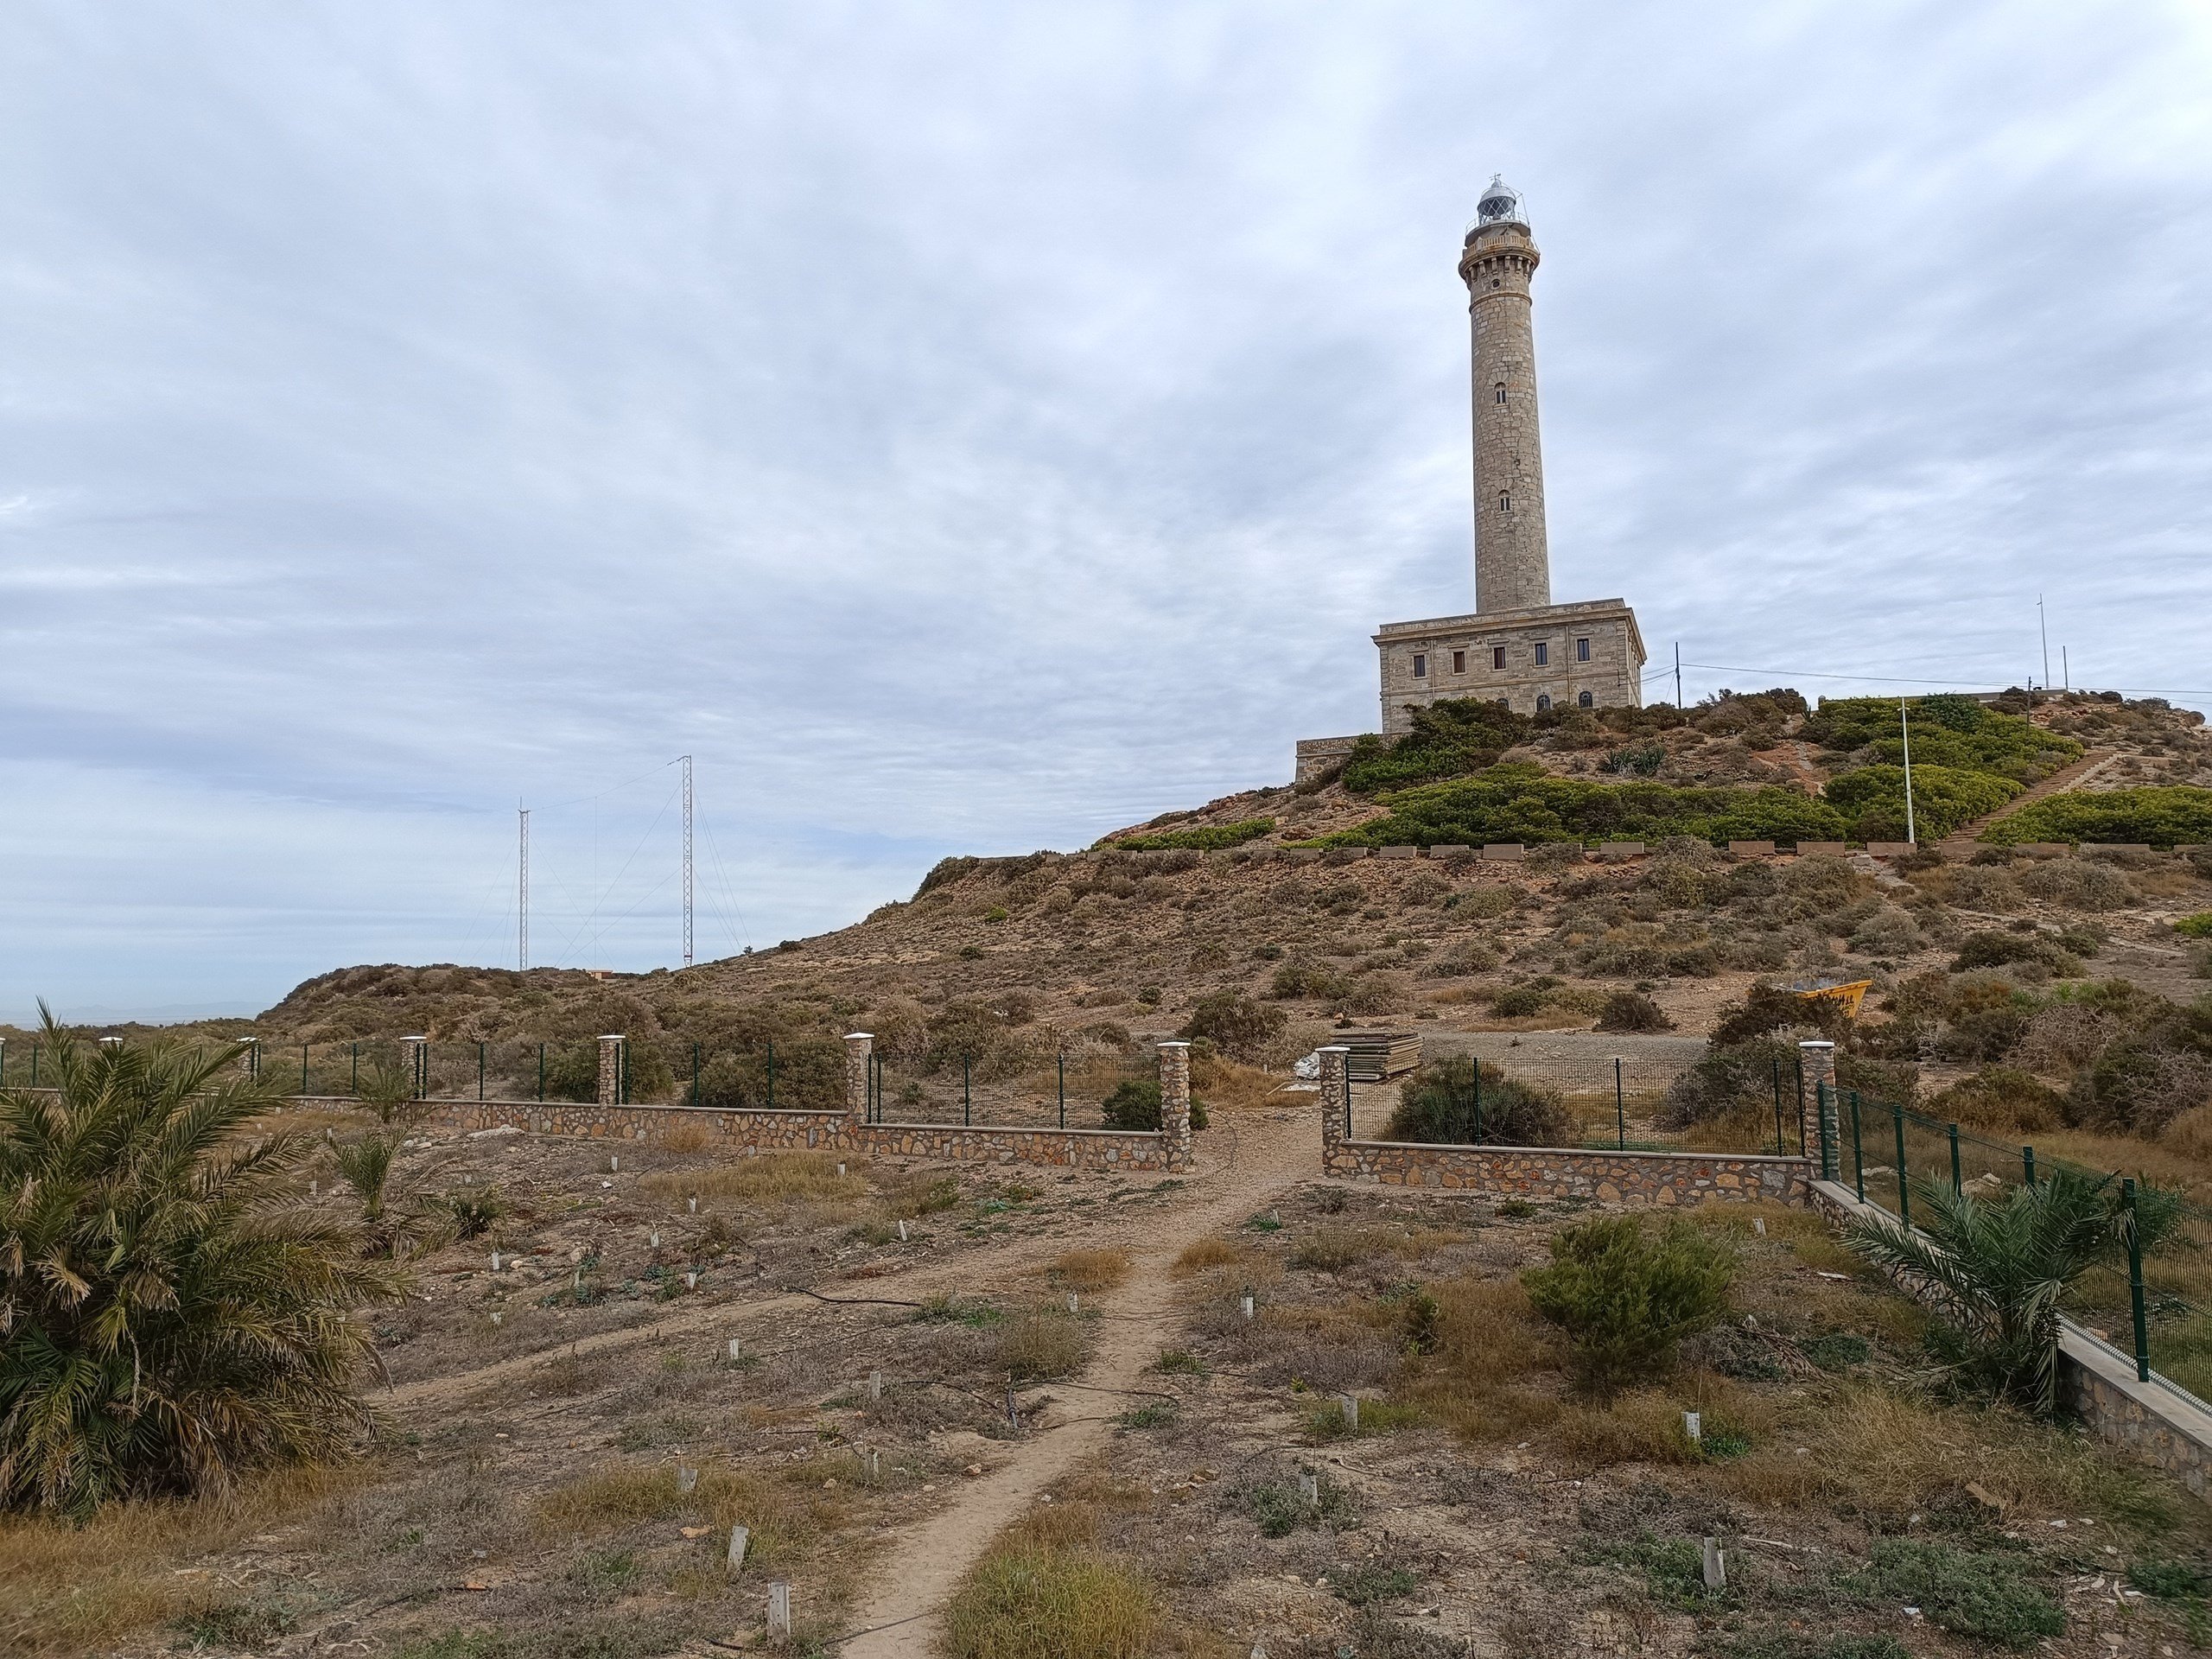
[[48, 688, 2199, 1169]]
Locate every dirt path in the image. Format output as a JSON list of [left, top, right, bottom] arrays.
[[839, 1109, 1319, 1658], [1936, 747, 2116, 853]]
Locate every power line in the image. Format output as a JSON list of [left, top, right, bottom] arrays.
[[1677, 660, 2212, 697]]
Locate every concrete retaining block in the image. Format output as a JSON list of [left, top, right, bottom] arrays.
[[1377, 846, 1421, 860], [1598, 842, 1644, 861], [1482, 843, 1525, 862], [1728, 840, 1777, 859], [1865, 841, 1915, 857], [1794, 841, 1847, 857]]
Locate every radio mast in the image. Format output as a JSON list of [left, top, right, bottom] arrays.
[[518, 806, 530, 970], [680, 755, 694, 969]]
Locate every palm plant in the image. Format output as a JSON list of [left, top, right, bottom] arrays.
[[0, 1012, 406, 1516], [332, 1133, 448, 1259], [1846, 1170, 2175, 1416]]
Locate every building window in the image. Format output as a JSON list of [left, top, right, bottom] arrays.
[[1498, 493, 1511, 512], [1451, 650, 1465, 674], [1576, 636, 1591, 662], [1491, 645, 1505, 670], [1493, 382, 1507, 404], [1534, 642, 1548, 667], [1535, 693, 1551, 712], [1578, 690, 1593, 708], [1411, 652, 1427, 678]]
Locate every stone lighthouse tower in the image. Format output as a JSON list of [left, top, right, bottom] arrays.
[[1461, 176, 1551, 613], [1292, 178, 1648, 779]]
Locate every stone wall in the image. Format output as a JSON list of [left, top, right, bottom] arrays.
[[399, 1097, 1186, 1173], [1324, 1136, 1808, 1204]]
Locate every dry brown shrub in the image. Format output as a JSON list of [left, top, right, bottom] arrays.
[[995, 1313, 1090, 1380], [1190, 1053, 1285, 1110], [1050, 1249, 1131, 1292], [659, 1117, 709, 1154], [536, 1464, 683, 1535], [1171, 1237, 1248, 1277]]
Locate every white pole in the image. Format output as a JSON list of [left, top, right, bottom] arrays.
[[2038, 594, 2050, 694], [1900, 699, 1916, 845], [518, 806, 530, 971]]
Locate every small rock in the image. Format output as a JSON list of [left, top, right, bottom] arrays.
[[963, 1464, 982, 1478]]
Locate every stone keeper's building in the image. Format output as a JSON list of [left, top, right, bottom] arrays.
[[1297, 178, 1646, 782]]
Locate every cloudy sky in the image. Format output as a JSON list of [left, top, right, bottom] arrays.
[[4, 2, 2209, 1020]]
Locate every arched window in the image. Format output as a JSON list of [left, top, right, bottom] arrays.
[[1535, 694, 1551, 712], [1493, 382, 1507, 405], [1498, 493, 1511, 512], [1578, 690, 1593, 709]]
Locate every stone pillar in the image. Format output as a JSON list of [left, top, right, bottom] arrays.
[[399, 1035, 426, 1098], [1157, 1041, 1192, 1168], [1319, 1045, 1351, 1170], [1797, 1039, 1839, 1181], [843, 1033, 873, 1128], [597, 1035, 626, 1108]]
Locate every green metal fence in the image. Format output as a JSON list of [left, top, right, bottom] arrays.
[[1818, 1083, 2212, 1406], [865, 1048, 1158, 1130]]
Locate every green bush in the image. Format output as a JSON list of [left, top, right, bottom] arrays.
[[1982, 785, 2212, 849], [1341, 699, 1529, 793], [1803, 694, 2081, 783], [1520, 1215, 1734, 1389], [1851, 1538, 2063, 1647], [1822, 763, 2021, 842], [1952, 929, 2084, 977], [1268, 959, 1349, 1001], [1656, 1036, 1797, 1131], [1098, 1078, 1207, 1131], [1327, 763, 1847, 849], [2177, 912, 2212, 940], [1384, 1054, 1570, 1147], [1177, 991, 1286, 1061], [1110, 817, 1273, 853], [1594, 990, 1674, 1033]]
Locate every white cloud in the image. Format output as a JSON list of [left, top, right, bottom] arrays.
[[3, 0, 2209, 1016]]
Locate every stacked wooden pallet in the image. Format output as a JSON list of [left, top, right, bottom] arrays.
[[1339, 1031, 1421, 1083]]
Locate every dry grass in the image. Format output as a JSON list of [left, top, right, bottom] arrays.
[[942, 1508, 1158, 1659], [1402, 1274, 1561, 1443], [1190, 1054, 1287, 1113], [1049, 1249, 1131, 1293], [640, 1151, 866, 1210], [0, 1464, 357, 1658], [1170, 1236, 1249, 1277], [1287, 1223, 1461, 1272], [536, 1459, 847, 1567], [658, 1117, 710, 1154]]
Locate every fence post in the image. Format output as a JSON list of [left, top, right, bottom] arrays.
[[1892, 1103, 1910, 1228], [478, 1041, 486, 1103], [1058, 1052, 1066, 1129], [1948, 1122, 1962, 1196], [962, 1053, 971, 1127], [29, 1043, 38, 1087], [1770, 1056, 1784, 1154], [1471, 1058, 1484, 1145], [842, 1033, 873, 1132], [1318, 1046, 1351, 1171], [2023, 1145, 2037, 1187], [351, 1041, 359, 1094], [2124, 1178, 2152, 1382], [1849, 1090, 1866, 1203], [766, 1039, 775, 1109], [0, 1038, 6, 1084], [596, 1036, 625, 1109], [1796, 1040, 1838, 1181], [537, 1043, 545, 1103], [300, 1043, 308, 1095], [1158, 1041, 1193, 1168], [692, 1042, 701, 1108], [1614, 1056, 1626, 1151], [400, 1036, 426, 1100]]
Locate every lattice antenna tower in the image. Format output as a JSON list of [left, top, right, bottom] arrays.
[[680, 755, 694, 969], [518, 806, 530, 970]]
